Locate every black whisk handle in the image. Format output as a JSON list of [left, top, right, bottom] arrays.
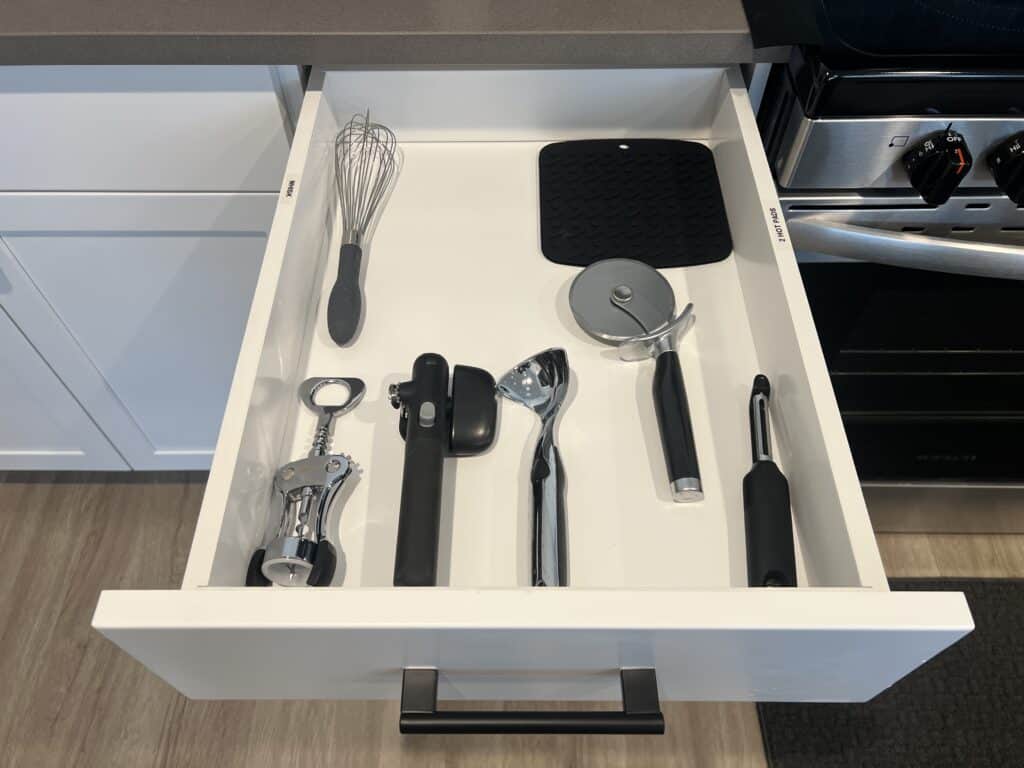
[[328, 243, 363, 345]]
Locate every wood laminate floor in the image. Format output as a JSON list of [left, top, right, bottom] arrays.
[[0, 472, 1020, 767]]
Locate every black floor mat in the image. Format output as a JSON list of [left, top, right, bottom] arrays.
[[758, 579, 1024, 768], [538, 139, 732, 269]]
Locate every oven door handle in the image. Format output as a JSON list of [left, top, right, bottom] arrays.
[[788, 218, 1024, 280]]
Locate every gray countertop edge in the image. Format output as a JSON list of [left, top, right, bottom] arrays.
[[0, 33, 789, 67]]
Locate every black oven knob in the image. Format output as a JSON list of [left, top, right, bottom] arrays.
[[902, 128, 973, 205], [987, 132, 1024, 205]]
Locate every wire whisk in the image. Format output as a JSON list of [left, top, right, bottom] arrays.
[[335, 111, 398, 246], [327, 111, 400, 345]]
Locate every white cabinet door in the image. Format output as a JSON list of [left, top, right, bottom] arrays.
[[0, 306, 125, 470], [0, 192, 278, 470]]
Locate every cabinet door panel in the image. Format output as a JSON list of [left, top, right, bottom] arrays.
[[0, 193, 278, 469], [11, 233, 265, 454], [0, 307, 125, 469]]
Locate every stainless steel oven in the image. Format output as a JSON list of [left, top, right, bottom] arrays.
[[757, 40, 1024, 506]]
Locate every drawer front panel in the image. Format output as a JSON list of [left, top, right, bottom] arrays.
[[94, 589, 970, 701], [0, 66, 290, 192]]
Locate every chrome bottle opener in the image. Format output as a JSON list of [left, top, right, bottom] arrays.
[[247, 377, 365, 587]]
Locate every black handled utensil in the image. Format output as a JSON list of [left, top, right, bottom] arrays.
[[390, 353, 498, 586], [328, 112, 398, 346], [743, 374, 797, 587], [569, 258, 702, 502]]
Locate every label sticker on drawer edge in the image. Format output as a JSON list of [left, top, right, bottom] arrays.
[[768, 207, 787, 243], [282, 178, 297, 204]]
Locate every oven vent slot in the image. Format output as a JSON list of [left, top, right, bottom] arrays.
[[789, 204, 931, 212]]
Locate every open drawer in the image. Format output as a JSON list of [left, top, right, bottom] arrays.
[[93, 67, 972, 706]]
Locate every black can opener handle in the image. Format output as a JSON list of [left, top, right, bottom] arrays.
[[391, 354, 450, 587]]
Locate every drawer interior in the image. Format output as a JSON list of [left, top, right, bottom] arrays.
[[182, 67, 886, 593], [96, 68, 971, 704]]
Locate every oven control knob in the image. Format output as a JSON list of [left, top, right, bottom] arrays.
[[902, 129, 973, 205], [987, 132, 1024, 205]]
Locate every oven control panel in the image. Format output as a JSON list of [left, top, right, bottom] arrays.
[[768, 100, 1024, 196]]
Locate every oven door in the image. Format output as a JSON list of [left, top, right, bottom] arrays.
[[785, 195, 1024, 492]]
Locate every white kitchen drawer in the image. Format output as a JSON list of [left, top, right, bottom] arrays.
[[0, 66, 293, 192], [93, 67, 972, 705]]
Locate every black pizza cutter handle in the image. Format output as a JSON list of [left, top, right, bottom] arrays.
[[652, 348, 703, 503]]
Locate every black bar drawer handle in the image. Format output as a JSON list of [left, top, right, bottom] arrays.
[[399, 667, 665, 735]]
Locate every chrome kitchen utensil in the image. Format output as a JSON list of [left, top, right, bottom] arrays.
[[569, 258, 702, 502], [498, 348, 570, 587], [246, 377, 365, 587], [328, 111, 399, 345]]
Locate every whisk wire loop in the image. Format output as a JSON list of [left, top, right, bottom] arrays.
[[335, 111, 398, 246]]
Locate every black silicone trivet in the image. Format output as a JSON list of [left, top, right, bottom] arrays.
[[759, 579, 1024, 768], [539, 139, 733, 268]]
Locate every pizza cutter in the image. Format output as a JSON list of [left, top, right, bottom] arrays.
[[569, 258, 702, 502]]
